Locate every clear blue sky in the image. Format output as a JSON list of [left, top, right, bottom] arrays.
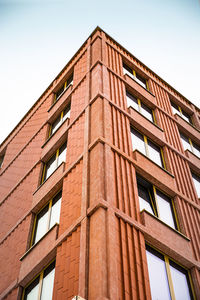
[[0, 0, 200, 143]]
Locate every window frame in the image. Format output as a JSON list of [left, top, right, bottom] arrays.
[[41, 142, 67, 183], [22, 259, 56, 300], [49, 102, 71, 137], [30, 190, 62, 247], [191, 171, 200, 199], [126, 90, 156, 123], [54, 73, 73, 103], [171, 101, 192, 124], [146, 245, 195, 300], [131, 127, 165, 168], [180, 132, 200, 158], [137, 175, 179, 230], [123, 63, 149, 90]]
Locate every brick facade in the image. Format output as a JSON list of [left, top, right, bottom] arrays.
[[0, 27, 199, 300]]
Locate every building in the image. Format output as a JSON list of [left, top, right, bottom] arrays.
[[0, 26, 199, 300]]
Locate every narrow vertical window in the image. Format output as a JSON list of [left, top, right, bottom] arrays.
[[191, 172, 200, 198], [131, 128, 146, 155], [32, 191, 62, 246], [0, 154, 4, 168], [123, 63, 148, 89], [54, 73, 73, 102], [49, 103, 71, 137]]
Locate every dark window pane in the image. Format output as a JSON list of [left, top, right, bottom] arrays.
[[55, 85, 64, 100], [191, 173, 200, 198], [141, 102, 154, 122], [156, 190, 176, 229], [24, 275, 40, 300], [192, 142, 200, 158], [148, 140, 163, 167], [66, 74, 73, 88], [131, 128, 146, 155], [137, 184, 154, 214], [51, 116, 62, 135], [146, 248, 171, 300], [126, 91, 138, 110], [181, 110, 192, 124], [135, 73, 147, 89], [171, 102, 180, 116], [180, 133, 191, 152]]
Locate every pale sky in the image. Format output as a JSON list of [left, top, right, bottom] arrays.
[[0, 0, 200, 144]]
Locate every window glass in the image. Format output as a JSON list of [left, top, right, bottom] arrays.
[[180, 133, 190, 152], [40, 262, 55, 300], [171, 102, 180, 116], [191, 173, 200, 198], [181, 110, 191, 124], [0, 155, 4, 168], [55, 85, 64, 100], [49, 192, 62, 229], [146, 248, 171, 300], [24, 277, 40, 300], [131, 129, 146, 155], [170, 262, 192, 300], [33, 205, 49, 244], [51, 116, 62, 135], [148, 140, 163, 167], [135, 73, 147, 89], [126, 91, 138, 110], [63, 104, 71, 121], [156, 191, 176, 229], [24, 262, 55, 300], [45, 153, 57, 180], [192, 142, 200, 158], [123, 64, 134, 79], [138, 184, 154, 214], [141, 102, 154, 122], [58, 143, 67, 166]]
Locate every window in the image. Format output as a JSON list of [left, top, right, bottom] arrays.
[[42, 142, 67, 183], [126, 91, 155, 123], [171, 101, 192, 124], [0, 154, 4, 168], [191, 172, 200, 198], [31, 191, 62, 246], [54, 74, 73, 102], [137, 176, 177, 229], [146, 246, 194, 300], [180, 132, 200, 158], [131, 127, 164, 168], [123, 63, 148, 90], [23, 260, 55, 300], [49, 103, 71, 136]]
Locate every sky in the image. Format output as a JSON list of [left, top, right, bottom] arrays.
[[0, 0, 200, 144]]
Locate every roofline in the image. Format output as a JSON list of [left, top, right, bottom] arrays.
[[1, 26, 198, 147]]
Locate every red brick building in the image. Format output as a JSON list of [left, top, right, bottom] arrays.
[[0, 27, 199, 300]]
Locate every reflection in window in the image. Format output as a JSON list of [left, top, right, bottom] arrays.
[[54, 74, 73, 102], [146, 246, 194, 300], [42, 142, 67, 182], [126, 91, 154, 123], [180, 133, 200, 158], [137, 175, 177, 229], [171, 101, 192, 124], [24, 261, 55, 300], [131, 128, 164, 168], [191, 172, 200, 198], [50, 103, 71, 136], [123, 63, 148, 89], [32, 191, 62, 246]]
